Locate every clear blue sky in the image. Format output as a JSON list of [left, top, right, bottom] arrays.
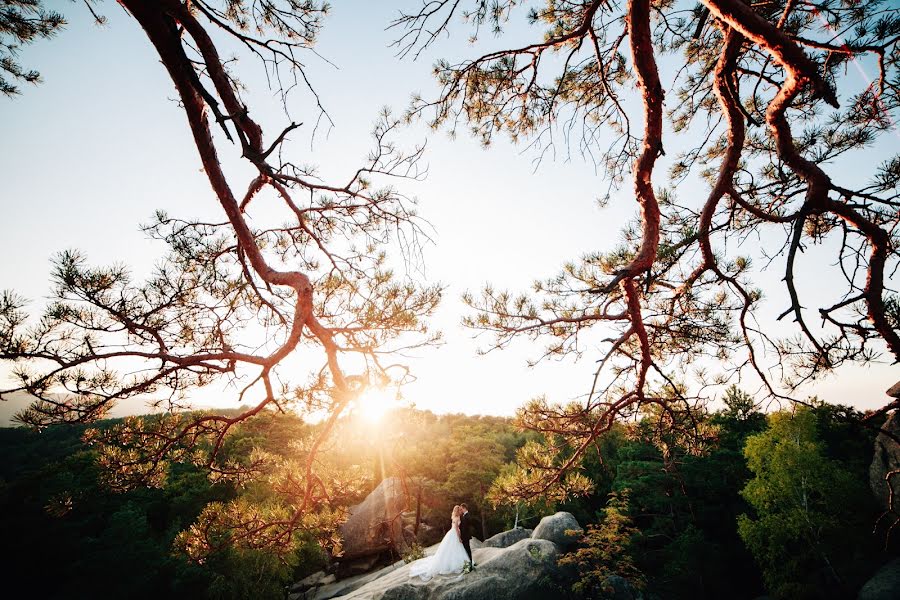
[[0, 1, 896, 424]]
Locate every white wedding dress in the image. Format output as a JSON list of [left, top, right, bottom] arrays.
[[408, 516, 470, 581]]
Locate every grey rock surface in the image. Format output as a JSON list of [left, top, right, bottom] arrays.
[[859, 558, 900, 600], [340, 478, 410, 560], [530, 511, 583, 548], [297, 515, 591, 600], [334, 537, 563, 600], [409, 521, 443, 547], [292, 570, 328, 592], [481, 527, 532, 548], [870, 412, 900, 511]]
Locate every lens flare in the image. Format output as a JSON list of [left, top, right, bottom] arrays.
[[356, 386, 395, 423]]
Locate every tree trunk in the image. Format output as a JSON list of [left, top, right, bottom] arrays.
[[373, 453, 384, 488], [414, 485, 422, 536], [481, 505, 487, 540]]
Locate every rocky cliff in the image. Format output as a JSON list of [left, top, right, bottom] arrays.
[[291, 512, 587, 600]]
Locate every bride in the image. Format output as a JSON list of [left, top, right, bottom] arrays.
[[408, 505, 471, 580]]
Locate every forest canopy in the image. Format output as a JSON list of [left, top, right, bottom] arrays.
[[0, 397, 887, 599]]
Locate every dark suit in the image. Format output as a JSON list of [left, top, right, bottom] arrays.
[[459, 510, 473, 563]]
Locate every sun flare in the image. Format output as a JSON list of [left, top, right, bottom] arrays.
[[356, 386, 396, 424]]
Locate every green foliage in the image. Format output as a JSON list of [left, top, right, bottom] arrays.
[[402, 541, 425, 564], [487, 398, 601, 510], [559, 491, 645, 599], [0, 407, 532, 598], [442, 424, 506, 537], [711, 385, 768, 451], [886, 293, 900, 330], [0, 415, 326, 599], [0, 397, 887, 599], [489, 461, 556, 529], [365, 409, 531, 539], [460, 383, 892, 600], [737, 407, 877, 599], [478, 388, 765, 598], [204, 547, 299, 600], [0, 0, 66, 96]]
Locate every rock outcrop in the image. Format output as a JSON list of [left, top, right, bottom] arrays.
[[339, 478, 411, 561], [530, 511, 583, 548], [869, 394, 900, 513], [295, 514, 584, 600], [482, 527, 532, 548], [337, 477, 447, 563], [335, 537, 563, 599], [859, 558, 900, 600], [301, 562, 406, 600]]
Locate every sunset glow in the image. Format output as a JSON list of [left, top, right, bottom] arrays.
[[355, 386, 397, 424], [2, 2, 899, 598]]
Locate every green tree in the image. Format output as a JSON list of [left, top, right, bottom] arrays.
[[372, 411, 540, 538], [559, 491, 645, 599], [205, 547, 299, 600], [0, 412, 330, 599], [712, 385, 768, 452], [595, 398, 766, 598], [737, 408, 869, 599], [443, 424, 506, 539]]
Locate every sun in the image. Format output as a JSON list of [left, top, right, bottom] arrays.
[[356, 386, 396, 424]]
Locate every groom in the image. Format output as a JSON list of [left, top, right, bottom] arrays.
[[459, 503, 475, 570]]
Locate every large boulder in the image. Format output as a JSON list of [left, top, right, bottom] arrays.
[[309, 563, 404, 600], [870, 411, 900, 512], [531, 511, 583, 548], [338, 477, 449, 562], [307, 537, 454, 599], [293, 571, 327, 590], [859, 558, 900, 600], [482, 527, 532, 548], [342, 555, 381, 578], [339, 477, 412, 560], [318, 516, 584, 600], [301, 516, 582, 600], [334, 537, 565, 600], [401, 511, 445, 548], [291, 571, 328, 593]]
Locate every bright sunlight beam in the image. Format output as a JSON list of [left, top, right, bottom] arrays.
[[356, 386, 397, 424]]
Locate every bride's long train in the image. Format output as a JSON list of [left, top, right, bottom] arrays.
[[408, 528, 471, 581]]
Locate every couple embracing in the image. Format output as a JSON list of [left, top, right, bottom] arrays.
[[408, 503, 476, 581]]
